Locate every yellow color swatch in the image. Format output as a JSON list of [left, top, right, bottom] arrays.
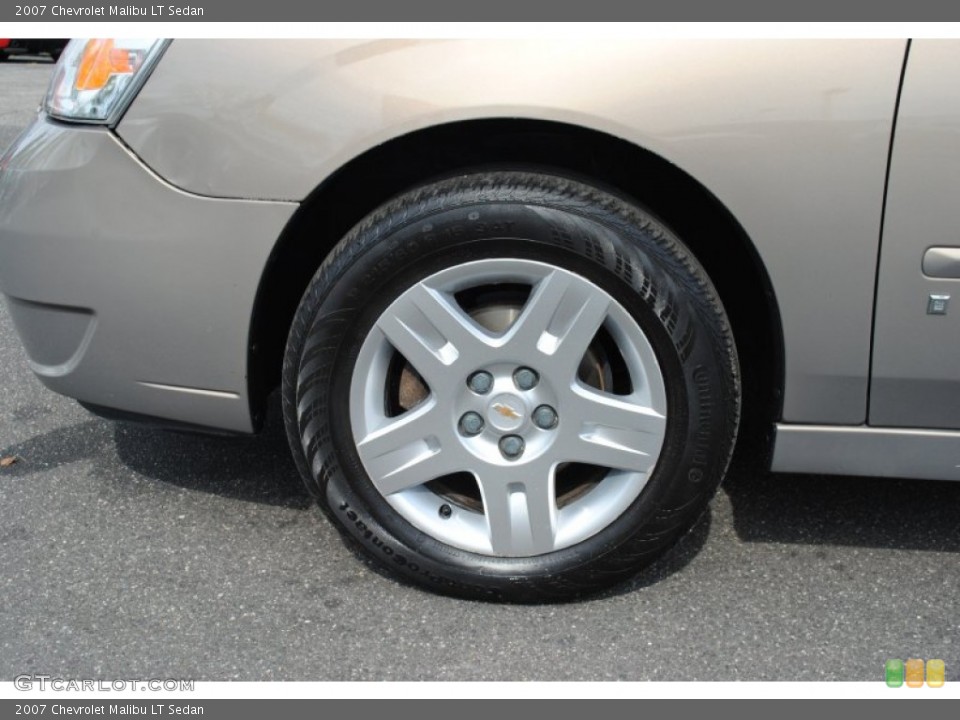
[[926, 659, 945, 688]]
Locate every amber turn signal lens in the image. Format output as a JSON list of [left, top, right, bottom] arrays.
[[75, 39, 136, 91]]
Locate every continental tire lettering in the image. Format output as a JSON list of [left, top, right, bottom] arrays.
[[691, 365, 714, 470], [339, 501, 400, 560]]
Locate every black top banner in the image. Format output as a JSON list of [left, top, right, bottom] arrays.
[[0, 0, 952, 23]]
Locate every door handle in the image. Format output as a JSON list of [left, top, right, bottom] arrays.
[[922, 247, 960, 278]]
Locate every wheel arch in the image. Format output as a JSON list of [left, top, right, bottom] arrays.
[[248, 118, 783, 467]]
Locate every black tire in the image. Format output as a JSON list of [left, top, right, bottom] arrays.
[[282, 172, 740, 602]]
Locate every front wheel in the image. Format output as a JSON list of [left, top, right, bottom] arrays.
[[283, 172, 740, 601]]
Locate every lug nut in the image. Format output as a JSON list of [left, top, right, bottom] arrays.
[[459, 411, 484, 436], [532, 405, 558, 430], [513, 367, 539, 391], [499, 434, 525, 460], [467, 371, 494, 394]]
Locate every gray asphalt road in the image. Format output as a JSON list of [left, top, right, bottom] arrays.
[[1, 59, 959, 683]]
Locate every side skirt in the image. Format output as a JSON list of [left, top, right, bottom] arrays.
[[772, 424, 960, 481]]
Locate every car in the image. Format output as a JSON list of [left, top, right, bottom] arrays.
[[0, 38, 68, 61], [1, 37, 958, 602]]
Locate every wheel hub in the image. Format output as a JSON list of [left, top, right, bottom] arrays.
[[455, 361, 561, 467]]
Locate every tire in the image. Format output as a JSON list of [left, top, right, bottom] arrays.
[[282, 172, 740, 602]]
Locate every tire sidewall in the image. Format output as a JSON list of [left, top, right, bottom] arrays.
[[283, 174, 738, 600]]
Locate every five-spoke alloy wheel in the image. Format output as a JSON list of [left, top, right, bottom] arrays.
[[283, 172, 740, 601], [350, 259, 668, 557]]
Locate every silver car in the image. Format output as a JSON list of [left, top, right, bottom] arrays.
[[1, 38, 957, 601]]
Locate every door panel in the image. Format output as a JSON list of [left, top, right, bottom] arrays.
[[872, 40, 960, 429]]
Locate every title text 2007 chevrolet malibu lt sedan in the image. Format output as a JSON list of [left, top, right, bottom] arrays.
[[1, 38, 958, 601]]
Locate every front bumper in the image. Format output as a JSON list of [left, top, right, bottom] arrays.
[[0, 118, 296, 432]]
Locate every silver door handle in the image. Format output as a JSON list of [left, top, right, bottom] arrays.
[[923, 247, 960, 278]]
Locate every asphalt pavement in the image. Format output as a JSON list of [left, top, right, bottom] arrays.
[[1, 57, 958, 682]]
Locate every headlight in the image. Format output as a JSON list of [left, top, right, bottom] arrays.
[[44, 38, 169, 124]]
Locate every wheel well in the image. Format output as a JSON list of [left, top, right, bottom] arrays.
[[249, 119, 783, 465]]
